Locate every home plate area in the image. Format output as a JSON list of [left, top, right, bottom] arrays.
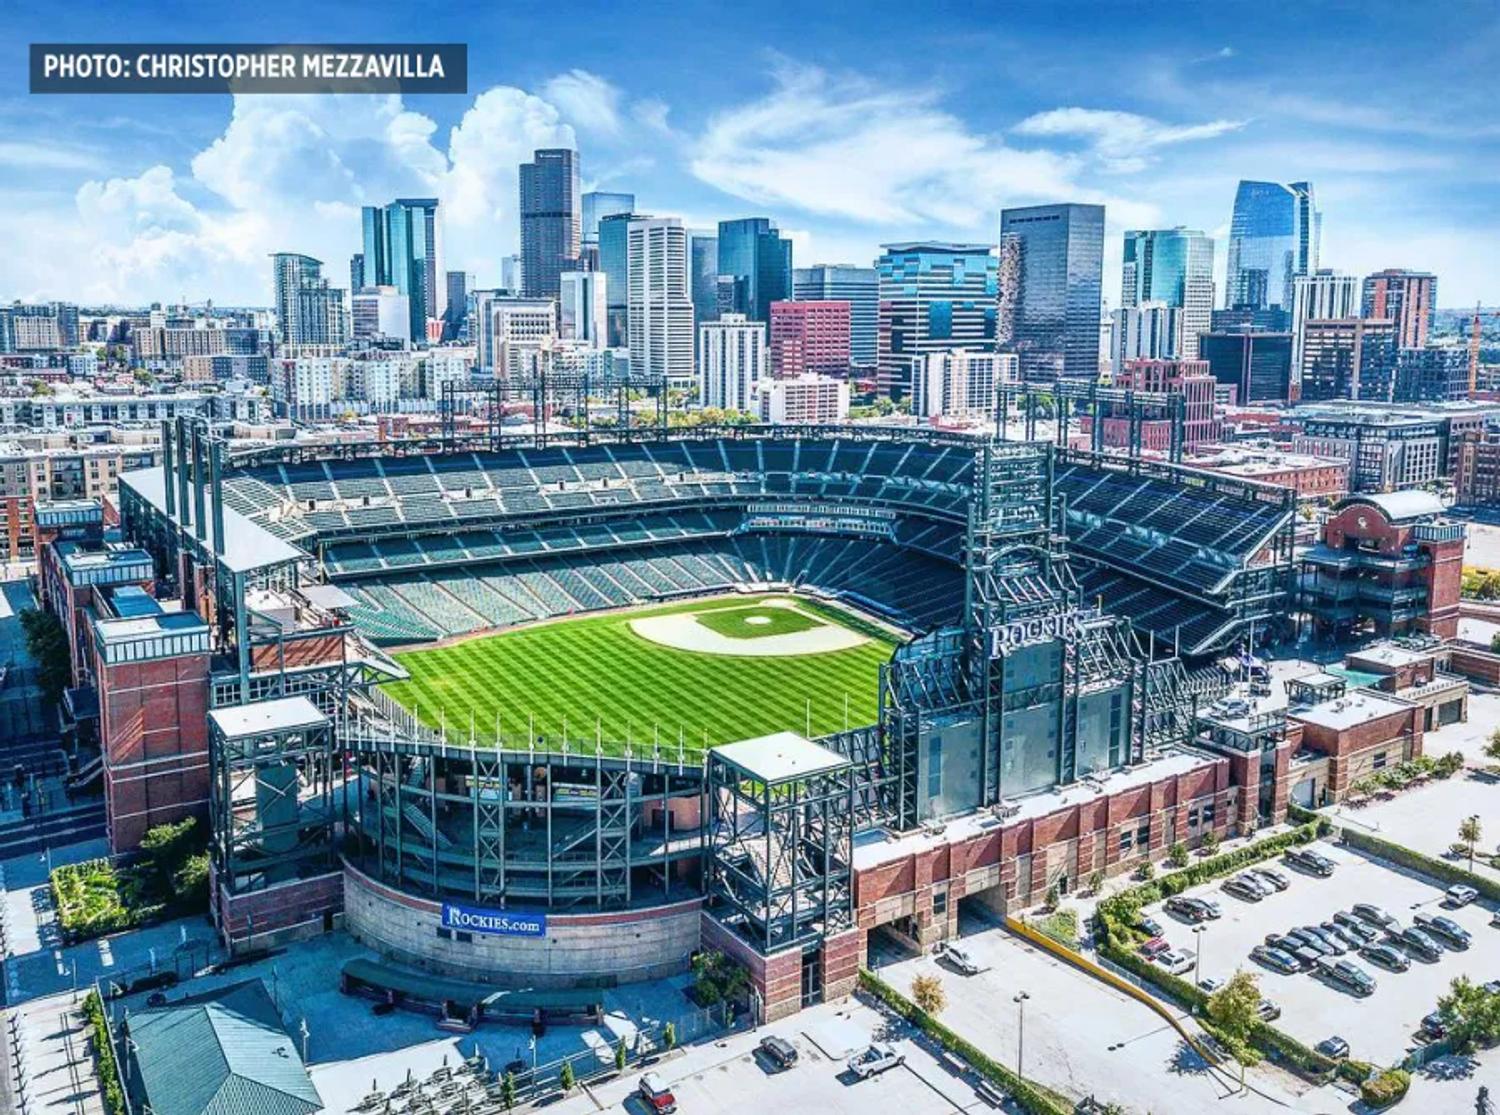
[[628, 598, 870, 657]]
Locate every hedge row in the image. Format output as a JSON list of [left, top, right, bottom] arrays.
[[82, 990, 127, 1115], [1094, 820, 1340, 1080], [1341, 827, 1500, 904], [1359, 1067, 1411, 1108], [859, 970, 1072, 1115]]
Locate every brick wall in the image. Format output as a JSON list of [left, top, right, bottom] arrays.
[[215, 868, 343, 952]]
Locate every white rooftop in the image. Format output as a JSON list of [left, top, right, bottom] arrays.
[[120, 465, 306, 574], [1347, 642, 1433, 669], [1290, 690, 1410, 732], [209, 695, 329, 739], [298, 583, 359, 610], [711, 731, 850, 783]]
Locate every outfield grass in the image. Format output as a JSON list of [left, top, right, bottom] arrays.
[[693, 603, 824, 639], [382, 595, 900, 755]]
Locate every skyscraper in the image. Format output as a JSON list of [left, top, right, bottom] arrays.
[[1112, 303, 1182, 372], [628, 217, 695, 389], [599, 211, 640, 348], [697, 313, 766, 411], [689, 230, 720, 328], [1225, 180, 1319, 317], [560, 270, 607, 347], [271, 253, 348, 347], [1362, 269, 1437, 350], [519, 148, 581, 300], [360, 198, 442, 342], [769, 301, 851, 379], [1120, 228, 1214, 359], [1290, 270, 1359, 379], [717, 218, 792, 323], [1199, 331, 1293, 404], [1299, 318, 1398, 402], [999, 203, 1105, 383], [876, 242, 998, 398], [582, 191, 634, 248], [793, 265, 878, 369], [350, 253, 365, 294]]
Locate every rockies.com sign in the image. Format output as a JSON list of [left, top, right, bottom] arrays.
[[441, 902, 547, 938]]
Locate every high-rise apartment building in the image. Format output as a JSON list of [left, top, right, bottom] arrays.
[[598, 211, 639, 349], [1290, 270, 1360, 379], [350, 253, 365, 294], [717, 218, 792, 323], [351, 286, 411, 342], [1362, 269, 1437, 350], [1394, 345, 1468, 404], [0, 302, 80, 352], [697, 313, 766, 411], [768, 301, 851, 379], [1299, 318, 1399, 403], [477, 297, 556, 376], [627, 217, 695, 389], [689, 230, 720, 328], [443, 271, 471, 341], [1226, 180, 1319, 316], [759, 374, 850, 425], [360, 198, 442, 342], [1120, 228, 1214, 359], [999, 203, 1105, 383], [877, 242, 998, 398], [792, 265, 878, 369], [911, 349, 1018, 423], [1112, 302, 1182, 372], [519, 149, 581, 300], [560, 271, 608, 347], [271, 254, 348, 347]]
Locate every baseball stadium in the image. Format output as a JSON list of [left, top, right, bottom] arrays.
[[67, 392, 1298, 1019]]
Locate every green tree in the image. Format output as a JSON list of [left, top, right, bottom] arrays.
[[614, 1037, 627, 1071], [501, 1071, 517, 1110], [662, 1021, 677, 1051], [559, 1059, 576, 1093], [1206, 970, 1263, 1065], [20, 607, 71, 707], [910, 973, 946, 1016], [1199, 830, 1221, 856], [1438, 977, 1500, 1052], [1089, 869, 1105, 895], [1460, 815, 1484, 872], [1485, 729, 1500, 765], [1168, 842, 1190, 869]]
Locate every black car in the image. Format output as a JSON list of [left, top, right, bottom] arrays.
[[1165, 896, 1212, 923], [1393, 926, 1443, 961], [1420, 1012, 1447, 1040], [1414, 913, 1472, 949], [758, 1035, 799, 1070], [1285, 848, 1336, 876], [1250, 945, 1301, 974], [1316, 1036, 1350, 1059], [1360, 942, 1411, 972]]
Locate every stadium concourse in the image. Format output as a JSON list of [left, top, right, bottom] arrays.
[[44, 421, 1301, 1022]]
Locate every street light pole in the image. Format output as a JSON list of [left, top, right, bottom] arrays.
[[1193, 924, 1208, 988], [1013, 991, 1030, 1078]]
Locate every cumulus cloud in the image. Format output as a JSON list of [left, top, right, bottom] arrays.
[[689, 60, 1082, 227], [1012, 107, 1245, 173], [542, 69, 623, 136]]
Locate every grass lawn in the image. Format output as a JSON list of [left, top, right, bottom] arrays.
[[693, 603, 824, 639], [382, 595, 901, 755]]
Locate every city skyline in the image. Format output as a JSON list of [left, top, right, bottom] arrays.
[[0, 2, 1495, 308]]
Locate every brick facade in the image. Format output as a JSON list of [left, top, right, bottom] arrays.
[[214, 867, 344, 952]]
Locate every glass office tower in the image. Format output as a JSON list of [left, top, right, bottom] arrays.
[[999, 203, 1105, 383], [519, 149, 581, 300], [1225, 180, 1319, 317], [717, 218, 792, 323], [794, 265, 879, 369], [361, 198, 442, 342], [1120, 228, 1215, 360], [876, 242, 998, 398]]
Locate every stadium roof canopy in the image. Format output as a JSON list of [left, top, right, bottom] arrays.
[[122, 979, 322, 1115], [712, 731, 850, 784], [120, 466, 305, 574], [209, 695, 329, 739]]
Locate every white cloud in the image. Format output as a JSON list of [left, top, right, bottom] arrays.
[[1012, 108, 1245, 173], [0, 141, 104, 172], [541, 69, 623, 136], [0, 85, 577, 304], [689, 61, 1082, 228]]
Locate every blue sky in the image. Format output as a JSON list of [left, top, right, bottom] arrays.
[[1, 0, 1496, 307]]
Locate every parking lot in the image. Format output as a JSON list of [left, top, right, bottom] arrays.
[[1326, 769, 1500, 885], [549, 997, 986, 1115], [1139, 839, 1500, 1066]]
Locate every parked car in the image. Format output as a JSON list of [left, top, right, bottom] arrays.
[[1360, 942, 1411, 972], [1393, 926, 1444, 961], [1482, 980, 1500, 996], [1136, 914, 1164, 937], [1250, 945, 1302, 974], [1420, 1012, 1448, 1040], [1320, 921, 1363, 950], [1316, 1036, 1350, 1060], [1251, 867, 1290, 892], [1302, 926, 1348, 955], [638, 1072, 679, 1113], [1315, 957, 1376, 997], [1286, 928, 1336, 957], [1285, 848, 1336, 876], [1165, 896, 1212, 923], [1156, 949, 1195, 975], [1257, 999, 1282, 1021], [1198, 976, 1224, 993], [758, 1035, 799, 1070], [1290, 945, 1324, 970], [848, 1043, 905, 1079], [1352, 903, 1398, 930], [936, 941, 981, 974], [1199, 897, 1223, 919], [1138, 936, 1172, 958], [1332, 912, 1379, 943], [1223, 876, 1264, 902], [1445, 885, 1480, 908], [1414, 913, 1472, 949], [1356, 900, 1398, 930]]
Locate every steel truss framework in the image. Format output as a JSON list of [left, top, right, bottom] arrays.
[[704, 749, 854, 954], [997, 381, 1187, 463], [345, 732, 705, 910], [440, 367, 669, 452], [210, 711, 338, 895]]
